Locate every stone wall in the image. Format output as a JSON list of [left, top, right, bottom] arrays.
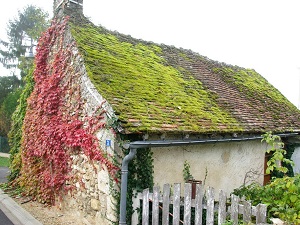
[[53, 18, 120, 225], [65, 153, 118, 224]]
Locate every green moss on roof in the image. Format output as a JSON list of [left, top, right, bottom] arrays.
[[70, 23, 242, 133], [67, 14, 300, 134], [213, 67, 295, 107]]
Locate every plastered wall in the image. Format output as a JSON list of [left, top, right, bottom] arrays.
[[291, 146, 300, 174], [152, 140, 267, 195]]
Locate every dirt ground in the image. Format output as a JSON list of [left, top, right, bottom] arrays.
[[12, 196, 91, 225]]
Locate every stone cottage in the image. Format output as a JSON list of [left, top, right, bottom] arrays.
[[18, 0, 300, 224]]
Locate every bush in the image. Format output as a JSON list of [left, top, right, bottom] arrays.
[[233, 174, 300, 224]]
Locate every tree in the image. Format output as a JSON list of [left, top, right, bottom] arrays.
[[0, 5, 49, 75], [0, 5, 49, 181], [0, 88, 22, 136], [0, 75, 20, 105], [0, 4, 49, 145]]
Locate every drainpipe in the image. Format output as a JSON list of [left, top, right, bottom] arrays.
[[119, 147, 137, 225]]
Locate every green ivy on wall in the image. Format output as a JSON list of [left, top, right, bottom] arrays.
[[8, 67, 35, 181], [127, 147, 154, 224]]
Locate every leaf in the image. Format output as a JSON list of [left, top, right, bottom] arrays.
[[290, 195, 298, 203]]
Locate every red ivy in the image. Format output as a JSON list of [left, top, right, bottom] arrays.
[[19, 17, 119, 204]]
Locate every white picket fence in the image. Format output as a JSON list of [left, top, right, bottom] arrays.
[[132, 183, 270, 225]]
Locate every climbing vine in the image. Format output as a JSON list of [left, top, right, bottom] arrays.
[[126, 147, 154, 224], [8, 66, 35, 181], [262, 131, 294, 176], [18, 17, 118, 204]]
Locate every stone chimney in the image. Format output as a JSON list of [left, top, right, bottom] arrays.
[[53, 0, 83, 15]]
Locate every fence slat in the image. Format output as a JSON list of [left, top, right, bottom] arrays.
[[162, 184, 170, 225], [231, 194, 239, 225], [218, 190, 227, 225], [206, 187, 214, 225], [184, 183, 192, 225], [194, 184, 203, 225], [256, 204, 267, 224], [132, 191, 141, 225], [243, 200, 252, 223], [152, 186, 160, 225], [173, 183, 181, 225], [142, 188, 149, 225]]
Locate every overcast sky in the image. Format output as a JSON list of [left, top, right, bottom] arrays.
[[1, 0, 300, 107]]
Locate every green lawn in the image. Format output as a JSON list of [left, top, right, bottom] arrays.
[[0, 157, 9, 167]]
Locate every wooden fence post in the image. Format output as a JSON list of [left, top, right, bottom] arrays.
[[231, 194, 239, 225], [195, 183, 204, 225], [243, 200, 252, 223], [206, 187, 215, 225], [184, 183, 192, 225], [173, 183, 181, 225], [142, 188, 149, 225], [132, 190, 141, 225], [218, 190, 227, 225], [256, 203, 267, 224], [152, 186, 160, 225], [162, 184, 170, 225]]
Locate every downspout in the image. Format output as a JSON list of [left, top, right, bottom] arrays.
[[119, 147, 137, 225]]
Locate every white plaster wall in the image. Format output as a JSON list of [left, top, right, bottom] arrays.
[[152, 140, 266, 195], [291, 146, 300, 174]]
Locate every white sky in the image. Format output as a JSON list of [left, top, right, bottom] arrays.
[[1, 0, 300, 107]]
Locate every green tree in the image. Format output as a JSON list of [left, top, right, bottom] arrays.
[[0, 5, 48, 174], [0, 75, 20, 104], [0, 5, 49, 74], [0, 4, 49, 136], [0, 88, 22, 136]]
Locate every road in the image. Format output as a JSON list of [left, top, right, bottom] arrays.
[[0, 166, 9, 183], [0, 166, 14, 225]]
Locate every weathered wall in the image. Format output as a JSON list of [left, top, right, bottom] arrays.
[[54, 19, 119, 225], [291, 146, 300, 174], [152, 140, 267, 195], [65, 152, 118, 224], [64, 72, 119, 224]]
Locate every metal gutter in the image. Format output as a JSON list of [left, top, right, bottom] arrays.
[[118, 132, 298, 225], [127, 132, 298, 149]]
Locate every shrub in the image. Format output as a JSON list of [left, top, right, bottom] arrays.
[[233, 175, 300, 224]]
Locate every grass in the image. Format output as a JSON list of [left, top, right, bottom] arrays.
[[0, 157, 10, 167]]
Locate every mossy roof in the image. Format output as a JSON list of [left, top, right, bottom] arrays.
[[67, 12, 300, 135]]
